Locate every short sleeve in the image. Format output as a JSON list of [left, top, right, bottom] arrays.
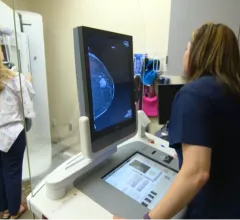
[[169, 90, 213, 149], [20, 75, 35, 118], [9, 74, 35, 118]]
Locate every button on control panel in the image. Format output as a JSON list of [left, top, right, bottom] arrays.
[[163, 155, 173, 164]]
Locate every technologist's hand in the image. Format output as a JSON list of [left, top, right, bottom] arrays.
[[113, 216, 125, 219], [26, 73, 32, 82]]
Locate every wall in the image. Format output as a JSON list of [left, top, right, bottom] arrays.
[[167, 0, 240, 75], [11, 0, 171, 142], [1, 0, 30, 10]]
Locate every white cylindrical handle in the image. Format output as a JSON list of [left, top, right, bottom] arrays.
[[79, 116, 93, 159]]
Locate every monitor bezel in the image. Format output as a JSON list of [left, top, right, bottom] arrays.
[[75, 26, 136, 153]]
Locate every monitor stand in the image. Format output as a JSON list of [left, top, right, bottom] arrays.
[[72, 114, 184, 219], [45, 111, 151, 200], [78, 116, 117, 160], [73, 140, 184, 219]]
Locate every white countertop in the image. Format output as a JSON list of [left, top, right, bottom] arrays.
[[28, 133, 176, 219]]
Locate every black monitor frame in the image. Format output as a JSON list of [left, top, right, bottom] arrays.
[[74, 26, 136, 153]]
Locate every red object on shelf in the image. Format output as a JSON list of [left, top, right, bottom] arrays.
[[143, 95, 158, 117], [148, 139, 155, 144], [142, 85, 158, 117]]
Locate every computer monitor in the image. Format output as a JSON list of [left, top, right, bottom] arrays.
[[158, 84, 183, 125], [74, 26, 136, 153]]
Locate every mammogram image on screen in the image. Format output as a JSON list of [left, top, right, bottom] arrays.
[[130, 160, 150, 173], [88, 37, 133, 132], [88, 49, 115, 121]]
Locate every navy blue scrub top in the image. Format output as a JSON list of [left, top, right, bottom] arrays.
[[169, 75, 240, 219]]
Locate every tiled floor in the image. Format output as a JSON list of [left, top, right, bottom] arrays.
[[19, 210, 34, 219]]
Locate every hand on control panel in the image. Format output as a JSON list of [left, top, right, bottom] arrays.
[[113, 216, 125, 219]]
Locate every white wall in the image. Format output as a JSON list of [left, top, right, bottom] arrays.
[[77, 0, 171, 58], [168, 0, 240, 75], [11, 0, 171, 142], [1, 0, 30, 12]]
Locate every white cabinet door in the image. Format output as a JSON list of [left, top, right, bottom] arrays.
[[167, 0, 240, 75]]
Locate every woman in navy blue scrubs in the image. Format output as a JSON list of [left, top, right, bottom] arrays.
[[144, 23, 240, 219]]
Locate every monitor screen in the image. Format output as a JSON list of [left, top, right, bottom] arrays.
[[103, 153, 177, 210], [74, 26, 136, 153], [88, 36, 133, 132], [158, 84, 183, 124]]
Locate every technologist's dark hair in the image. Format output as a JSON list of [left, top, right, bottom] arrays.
[[187, 23, 240, 96]]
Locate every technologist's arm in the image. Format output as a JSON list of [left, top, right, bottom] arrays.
[[148, 144, 211, 219], [113, 145, 211, 220], [148, 90, 213, 219], [114, 91, 213, 220]]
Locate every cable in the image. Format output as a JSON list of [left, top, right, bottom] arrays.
[[136, 0, 147, 55], [136, 0, 148, 111]]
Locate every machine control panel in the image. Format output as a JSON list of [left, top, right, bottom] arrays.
[[75, 142, 180, 219], [103, 153, 177, 210]]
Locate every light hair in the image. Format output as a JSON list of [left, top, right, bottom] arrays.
[[188, 23, 240, 95], [0, 46, 15, 92]]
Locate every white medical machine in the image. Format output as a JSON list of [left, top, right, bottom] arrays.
[[26, 26, 185, 219], [0, 2, 51, 181]]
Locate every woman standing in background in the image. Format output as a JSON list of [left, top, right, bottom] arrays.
[[0, 46, 35, 219]]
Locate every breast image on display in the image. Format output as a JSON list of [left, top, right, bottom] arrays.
[[130, 160, 151, 173], [88, 48, 115, 121]]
